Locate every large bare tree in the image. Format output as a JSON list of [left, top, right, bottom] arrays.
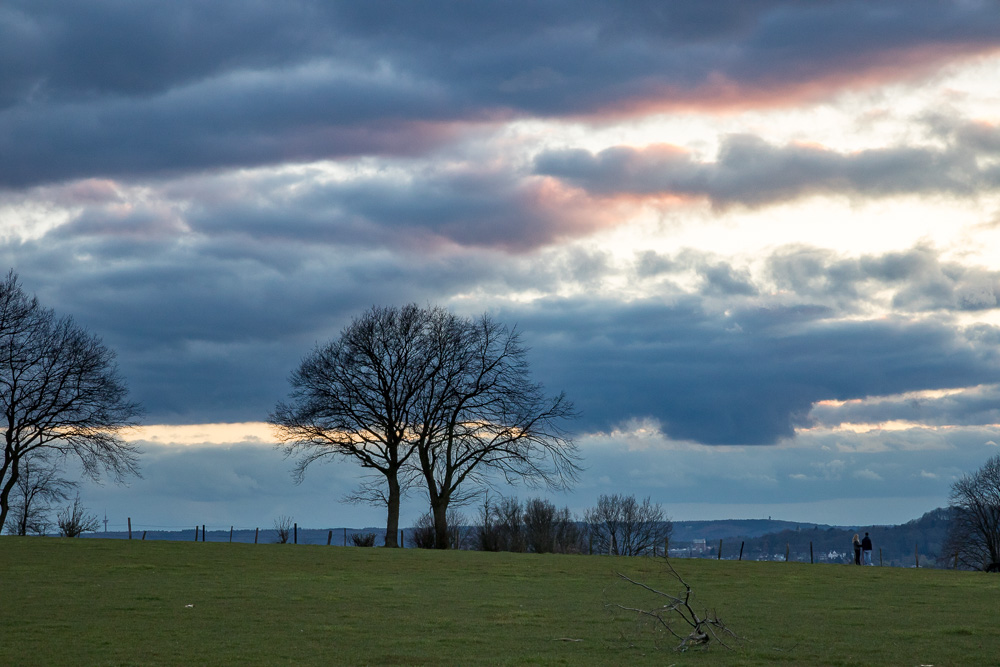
[[270, 304, 445, 547], [0, 271, 142, 531], [945, 453, 1000, 570], [271, 305, 579, 549], [415, 313, 579, 548]]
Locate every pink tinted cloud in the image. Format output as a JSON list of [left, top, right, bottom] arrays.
[[590, 43, 1000, 117]]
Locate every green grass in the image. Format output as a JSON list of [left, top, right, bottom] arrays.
[[3, 538, 999, 666]]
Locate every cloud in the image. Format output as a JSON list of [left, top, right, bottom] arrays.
[[3, 1, 1000, 187], [534, 132, 992, 209], [508, 297, 1000, 445]]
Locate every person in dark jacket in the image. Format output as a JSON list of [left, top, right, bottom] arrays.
[[852, 533, 861, 565], [861, 532, 873, 566]]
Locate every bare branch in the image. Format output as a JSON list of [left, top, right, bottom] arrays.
[[609, 560, 741, 653]]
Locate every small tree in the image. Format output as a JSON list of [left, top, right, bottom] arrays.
[[585, 494, 672, 556], [946, 454, 1000, 570], [351, 532, 377, 547], [274, 515, 293, 544], [4, 451, 75, 536], [57, 494, 100, 537], [0, 271, 142, 530]]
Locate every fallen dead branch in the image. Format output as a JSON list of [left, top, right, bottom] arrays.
[[609, 559, 741, 652]]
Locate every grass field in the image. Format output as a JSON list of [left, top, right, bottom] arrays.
[[3, 538, 999, 666]]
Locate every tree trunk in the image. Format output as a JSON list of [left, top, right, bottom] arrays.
[[0, 468, 16, 534], [383, 475, 401, 547], [432, 497, 450, 549]]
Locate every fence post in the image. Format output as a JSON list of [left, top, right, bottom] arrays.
[[343, 528, 347, 546], [327, 530, 333, 546], [202, 525, 206, 542], [128, 517, 132, 540], [665, 536, 669, 558], [810, 542, 814, 564], [294, 523, 298, 544], [739, 541, 744, 561], [717, 539, 722, 560], [194, 526, 198, 542], [254, 527, 259, 544], [400, 529, 404, 548], [915, 543, 919, 568], [785, 543, 790, 562], [142, 531, 146, 540]]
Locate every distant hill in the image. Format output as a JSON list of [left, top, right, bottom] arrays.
[[670, 518, 822, 541], [80, 509, 956, 566], [671, 508, 954, 567]]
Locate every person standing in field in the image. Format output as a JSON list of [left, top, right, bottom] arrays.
[[861, 532, 873, 565], [852, 533, 861, 565]]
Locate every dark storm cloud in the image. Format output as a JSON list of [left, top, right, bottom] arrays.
[[534, 134, 989, 208], [3, 0, 999, 187], [508, 298, 1000, 445]]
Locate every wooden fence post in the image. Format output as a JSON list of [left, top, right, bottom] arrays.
[[915, 543, 919, 568], [400, 529, 404, 548], [810, 542, 814, 564], [229, 526, 233, 543], [194, 526, 198, 541], [717, 539, 722, 560], [141, 531, 146, 540], [785, 543, 790, 562], [202, 525, 206, 542], [294, 523, 298, 544], [739, 541, 744, 561], [128, 517, 132, 540], [254, 527, 259, 544], [327, 530, 333, 546]]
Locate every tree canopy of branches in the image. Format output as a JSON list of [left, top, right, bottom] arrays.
[[585, 493, 672, 556], [271, 305, 443, 547], [0, 271, 142, 531], [271, 304, 579, 548], [415, 312, 579, 548], [946, 453, 1000, 570]]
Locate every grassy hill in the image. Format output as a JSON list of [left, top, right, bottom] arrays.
[[4, 537, 999, 666]]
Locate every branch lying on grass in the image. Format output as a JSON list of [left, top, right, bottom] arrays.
[[610, 559, 741, 652]]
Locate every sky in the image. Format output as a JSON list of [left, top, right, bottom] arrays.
[[4, 0, 1000, 533]]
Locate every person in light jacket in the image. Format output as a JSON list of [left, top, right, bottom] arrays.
[[852, 533, 861, 565]]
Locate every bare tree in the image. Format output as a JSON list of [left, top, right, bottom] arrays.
[[273, 515, 293, 543], [0, 271, 142, 530], [272, 305, 579, 550], [415, 313, 579, 549], [946, 454, 1000, 570], [4, 450, 75, 535], [476, 495, 525, 552], [57, 494, 101, 537], [271, 305, 446, 547], [585, 494, 672, 556]]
